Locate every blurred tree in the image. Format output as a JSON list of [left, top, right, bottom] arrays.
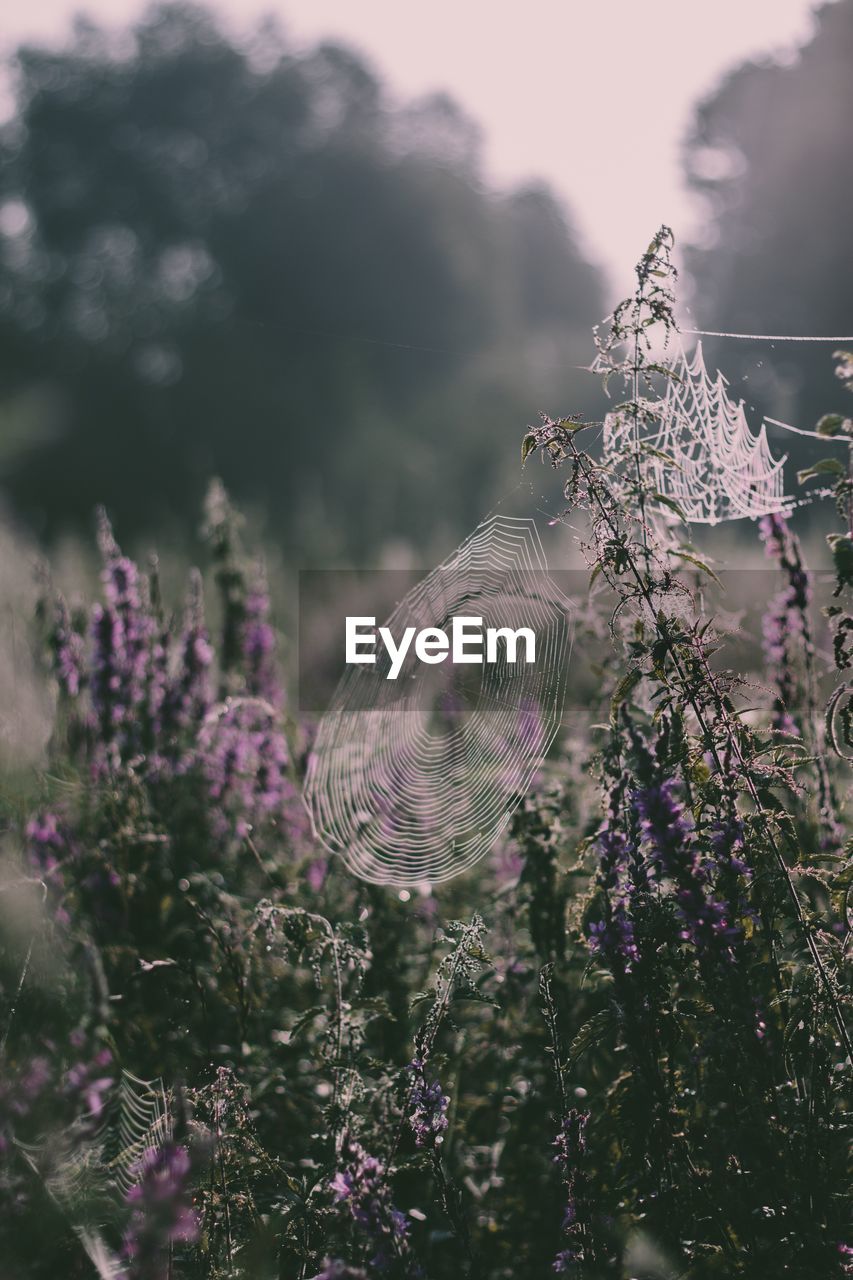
[[0, 3, 603, 557], [685, 0, 853, 450]]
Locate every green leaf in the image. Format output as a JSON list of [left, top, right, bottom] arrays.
[[797, 457, 846, 483], [521, 433, 537, 465], [641, 443, 683, 470], [287, 1005, 326, 1041], [568, 1009, 613, 1064], [673, 550, 722, 587], [827, 533, 853, 591], [816, 413, 853, 438], [650, 491, 688, 521], [610, 667, 643, 722]]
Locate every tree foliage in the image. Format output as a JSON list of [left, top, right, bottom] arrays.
[[0, 3, 603, 554], [685, 0, 853, 446]]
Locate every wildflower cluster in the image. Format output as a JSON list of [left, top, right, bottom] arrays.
[[36, 486, 304, 877], [330, 1134, 412, 1271]]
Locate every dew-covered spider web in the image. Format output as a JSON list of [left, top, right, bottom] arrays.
[[15, 1068, 170, 1210], [110, 1069, 171, 1197], [303, 516, 574, 885], [603, 340, 792, 525]]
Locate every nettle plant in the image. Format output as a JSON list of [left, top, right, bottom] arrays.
[[0, 230, 850, 1280]]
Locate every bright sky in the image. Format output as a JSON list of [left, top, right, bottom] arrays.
[[2, 0, 821, 289]]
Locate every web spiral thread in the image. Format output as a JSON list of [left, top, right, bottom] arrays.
[[303, 516, 574, 885]]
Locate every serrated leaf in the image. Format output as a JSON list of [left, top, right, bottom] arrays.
[[610, 667, 643, 722], [650, 492, 688, 521], [287, 1005, 326, 1040], [797, 457, 846, 483], [673, 550, 722, 587], [641, 443, 683, 470], [521, 433, 537, 465], [568, 1010, 613, 1064]]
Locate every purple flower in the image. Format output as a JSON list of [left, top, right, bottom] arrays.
[[26, 811, 75, 925], [761, 591, 802, 736], [88, 515, 164, 767], [1, 1054, 51, 1127], [0, 1053, 52, 1178], [306, 857, 328, 892], [552, 1109, 589, 1273], [707, 816, 755, 944], [309, 1263, 368, 1280], [586, 781, 640, 972], [90, 602, 123, 750], [587, 824, 638, 970], [26, 811, 66, 872], [160, 570, 213, 757], [633, 778, 694, 872], [123, 1141, 199, 1279], [632, 778, 749, 959], [64, 1046, 114, 1122], [241, 568, 281, 706], [553, 1108, 588, 1174], [197, 697, 293, 844], [407, 1060, 449, 1149], [46, 595, 85, 699], [329, 1134, 411, 1270], [759, 513, 811, 737]]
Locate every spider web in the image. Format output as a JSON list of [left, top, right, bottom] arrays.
[[109, 1069, 171, 1197], [303, 516, 574, 885], [603, 340, 791, 525], [15, 1068, 170, 1211]]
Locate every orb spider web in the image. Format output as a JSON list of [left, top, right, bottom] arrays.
[[303, 515, 575, 886]]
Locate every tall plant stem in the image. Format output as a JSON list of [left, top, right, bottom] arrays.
[[564, 431, 852, 1063]]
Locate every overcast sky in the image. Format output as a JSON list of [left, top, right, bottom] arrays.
[[2, 0, 821, 288]]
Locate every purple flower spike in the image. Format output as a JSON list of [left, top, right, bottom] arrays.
[[329, 1133, 412, 1271], [123, 1140, 199, 1279], [407, 1060, 449, 1149], [241, 565, 282, 706]]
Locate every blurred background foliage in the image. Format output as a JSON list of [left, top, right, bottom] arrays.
[[0, 2, 604, 561], [686, 0, 853, 443]]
